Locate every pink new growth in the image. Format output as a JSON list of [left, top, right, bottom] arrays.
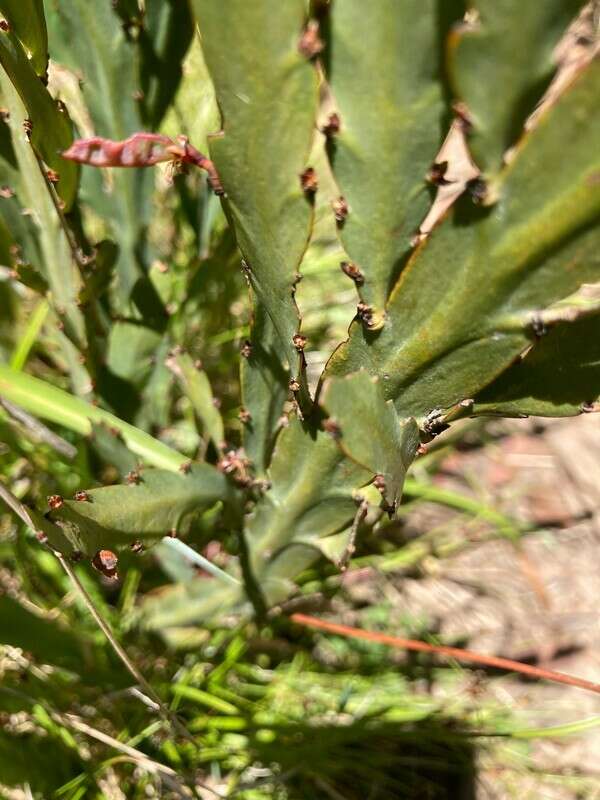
[[62, 133, 224, 195]]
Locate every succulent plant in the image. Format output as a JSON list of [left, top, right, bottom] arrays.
[[0, 0, 598, 638]]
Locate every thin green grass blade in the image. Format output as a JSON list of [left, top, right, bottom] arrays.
[[0, 365, 185, 470]]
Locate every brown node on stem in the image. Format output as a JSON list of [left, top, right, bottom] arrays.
[[35, 530, 48, 544], [179, 461, 193, 474], [298, 20, 323, 58], [125, 470, 141, 485], [130, 540, 144, 553], [466, 177, 487, 204], [340, 261, 364, 286], [92, 549, 118, 579], [289, 377, 300, 393], [47, 494, 64, 510], [300, 167, 318, 195], [240, 340, 252, 358], [356, 302, 375, 328], [238, 407, 252, 423], [373, 474, 386, 493], [428, 160, 451, 186], [73, 490, 90, 502], [292, 333, 307, 351], [332, 197, 348, 225], [218, 449, 252, 487], [46, 168, 60, 184], [321, 112, 341, 138]]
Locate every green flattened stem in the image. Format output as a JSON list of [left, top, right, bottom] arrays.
[[193, 0, 318, 469], [448, 0, 582, 179], [324, 0, 462, 327], [321, 371, 420, 513], [324, 60, 600, 423]]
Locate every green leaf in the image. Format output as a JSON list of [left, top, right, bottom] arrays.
[[449, 0, 582, 176], [322, 372, 420, 512], [166, 350, 225, 452], [0, 365, 186, 471], [193, 0, 318, 443], [325, 60, 600, 422], [47, 465, 234, 553], [0, 27, 77, 207], [324, 0, 462, 326], [0, 0, 48, 76]]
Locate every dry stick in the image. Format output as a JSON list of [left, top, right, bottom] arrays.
[[56, 713, 189, 799], [0, 398, 77, 459], [290, 613, 600, 696]]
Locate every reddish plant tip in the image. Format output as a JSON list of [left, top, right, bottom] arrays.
[[340, 261, 364, 286], [62, 132, 224, 195], [35, 530, 48, 544], [92, 549, 118, 579], [130, 540, 144, 553], [0, 20, 11, 32], [292, 333, 307, 351], [332, 197, 348, 225], [298, 20, 323, 58], [47, 494, 64, 510], [74, 490, 90, 502], [125, 470, 141, 485], [417, 443, 428, 456], [322, 112, 341, 138], [46, 168, 60, 184], [300, 167, 318, 195]]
